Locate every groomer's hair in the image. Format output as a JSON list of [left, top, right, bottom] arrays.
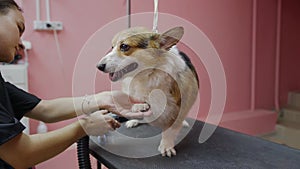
[[0, 0, 22, 15]]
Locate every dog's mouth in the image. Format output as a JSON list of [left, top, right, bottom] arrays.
[[109, 62, 138, 81]]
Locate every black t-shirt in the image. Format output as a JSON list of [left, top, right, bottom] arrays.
[[0, 72, 41, 169]]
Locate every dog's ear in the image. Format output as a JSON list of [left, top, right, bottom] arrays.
[[159, 27, 184, 50]]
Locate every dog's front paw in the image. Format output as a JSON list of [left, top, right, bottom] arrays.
[[125, 119, 140, 128], [131, 103, 150, 112], [158, 139, 176, 157]]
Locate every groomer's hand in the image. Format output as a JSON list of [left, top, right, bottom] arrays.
[[80, 110, 120, 136], [95, 91, 152, 119]]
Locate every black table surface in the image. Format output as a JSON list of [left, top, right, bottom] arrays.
[[89, 119, 300, 169]]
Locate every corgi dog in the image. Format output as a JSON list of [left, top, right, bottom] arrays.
[[97, 27, 199, 157]]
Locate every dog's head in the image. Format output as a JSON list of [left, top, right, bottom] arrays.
[[97, 26, 184, 82]]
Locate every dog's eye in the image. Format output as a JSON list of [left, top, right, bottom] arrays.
[[120, 44, 130, 52]]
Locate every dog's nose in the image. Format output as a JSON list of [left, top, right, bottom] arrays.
[[97, 63, 106, 71]]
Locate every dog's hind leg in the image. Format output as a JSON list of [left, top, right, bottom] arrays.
[[158, 126, 181, 157]]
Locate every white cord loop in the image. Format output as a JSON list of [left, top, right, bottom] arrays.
[[152, 0, 159, 33]]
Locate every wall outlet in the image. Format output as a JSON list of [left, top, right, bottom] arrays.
[[34, 20, 63, 31]]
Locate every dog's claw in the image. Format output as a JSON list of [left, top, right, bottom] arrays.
[[166, 148, 176, 157], [158, 140, 176, 157], [125, 119, 139, 128], [131, 103, 150, 112], [171, 148, 176, 156], [159, 147, 176, 157]]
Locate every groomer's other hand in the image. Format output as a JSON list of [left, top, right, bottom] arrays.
[[80, 110, 120, 136], [95, 91, 152, 119]]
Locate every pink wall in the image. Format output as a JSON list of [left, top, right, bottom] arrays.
[[13, 0, 300, 168], [255, 0, 278, 109], [131, 0, 254, 115], [17, 0, 299, 132], [279, 0, 300, 105], [21, 0, 128, 131], [256, 0, 300, 108]]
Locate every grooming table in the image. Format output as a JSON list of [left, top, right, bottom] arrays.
[[89, 119, 300, 169]]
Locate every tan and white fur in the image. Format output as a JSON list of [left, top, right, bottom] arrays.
[[97, 27, 199, 157]]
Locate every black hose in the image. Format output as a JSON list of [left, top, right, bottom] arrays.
[[77, 136, 91, 169], [76, 115, 127, 169]]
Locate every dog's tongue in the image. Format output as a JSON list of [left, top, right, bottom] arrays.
[[109, 72, 122, 82], [108, 63, 138, 82]]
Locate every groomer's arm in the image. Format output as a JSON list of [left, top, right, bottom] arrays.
[[26, 92, 111, 122], [26, 91, 152, 122], [0, 119, 85, 169], [0, 110, 117, 169], [25, 96, 95, 123]]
